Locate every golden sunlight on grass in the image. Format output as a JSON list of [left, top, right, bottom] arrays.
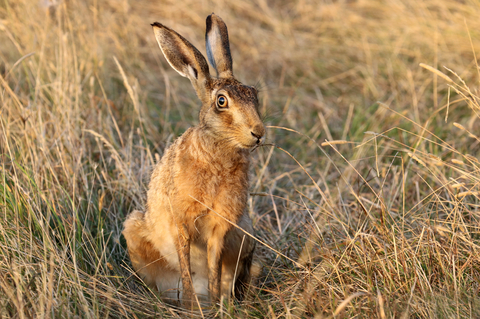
[[1, 0, 480, 317]]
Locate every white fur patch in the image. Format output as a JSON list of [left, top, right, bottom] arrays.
[[187, 65, 197, 80]]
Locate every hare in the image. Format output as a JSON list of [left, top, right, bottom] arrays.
[[122, 13, 264, 306]]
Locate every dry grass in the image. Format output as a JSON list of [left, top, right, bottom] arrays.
[[1, 0, 480, 318]]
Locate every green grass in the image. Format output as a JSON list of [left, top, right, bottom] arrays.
[[1, 0, 480, 318]]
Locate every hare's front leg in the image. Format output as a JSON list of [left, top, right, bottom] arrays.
[[207, 223, 230, 302], [207, 237, 223, 301], [175, 224, 194, 307]]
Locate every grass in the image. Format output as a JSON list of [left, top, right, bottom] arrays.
[[1, 0, 480, 317]]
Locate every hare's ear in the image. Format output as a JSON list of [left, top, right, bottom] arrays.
[[205, 13, 233, 78], [152, 22, 211, 97]]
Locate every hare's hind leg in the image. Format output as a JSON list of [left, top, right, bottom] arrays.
[[123, 211, 180, 299]]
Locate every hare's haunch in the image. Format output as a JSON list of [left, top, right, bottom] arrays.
[[122, 13, 264, 307]]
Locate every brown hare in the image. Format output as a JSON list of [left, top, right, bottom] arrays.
[[122, 13, 264, 306]]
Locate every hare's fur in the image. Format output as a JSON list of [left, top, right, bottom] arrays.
[[123, 13, 264, 306]]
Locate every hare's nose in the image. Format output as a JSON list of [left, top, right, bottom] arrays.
[[251, 131, 261, 144], [251, 124, 265, 144]]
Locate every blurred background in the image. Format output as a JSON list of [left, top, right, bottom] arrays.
[[1, 0, 480, 317]]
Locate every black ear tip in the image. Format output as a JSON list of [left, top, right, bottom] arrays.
[[206, 15, 212, 32], [207, 13, 225, 25], [206, 12, 218, 23], [151, 22, 163, 28]]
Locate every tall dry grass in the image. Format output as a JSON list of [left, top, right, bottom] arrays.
[[1, 0, 480, 317]]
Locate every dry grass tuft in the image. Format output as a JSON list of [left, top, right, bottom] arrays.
[[1, 0, 480, 317]]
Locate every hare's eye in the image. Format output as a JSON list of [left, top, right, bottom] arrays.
[[216, 95, 228, 108]]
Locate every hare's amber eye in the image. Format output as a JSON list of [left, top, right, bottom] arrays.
[[216, 95, 228, 108]]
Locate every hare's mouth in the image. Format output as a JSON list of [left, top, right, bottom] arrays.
[[235, 142, 254, 150], [241, 141, 263, 150]]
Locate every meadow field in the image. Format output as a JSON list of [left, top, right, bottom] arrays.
[[1, 0, 480, 317]]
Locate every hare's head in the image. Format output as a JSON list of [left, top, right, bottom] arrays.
[[152, 13, 265, 149]]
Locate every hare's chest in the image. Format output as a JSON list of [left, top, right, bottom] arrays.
[[175, 153, 249, 217], [180, 158, 247, 195]]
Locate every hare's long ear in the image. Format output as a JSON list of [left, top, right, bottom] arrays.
[[205, 13, 233, 78], [152, 22, 211, 98]]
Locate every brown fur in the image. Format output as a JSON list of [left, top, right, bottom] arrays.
[[123, 13, 264, 307]]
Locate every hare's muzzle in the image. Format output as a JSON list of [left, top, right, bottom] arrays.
[[250, 124, 266, 145]]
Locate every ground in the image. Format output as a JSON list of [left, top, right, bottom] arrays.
[[1, 0, 480, 318]]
